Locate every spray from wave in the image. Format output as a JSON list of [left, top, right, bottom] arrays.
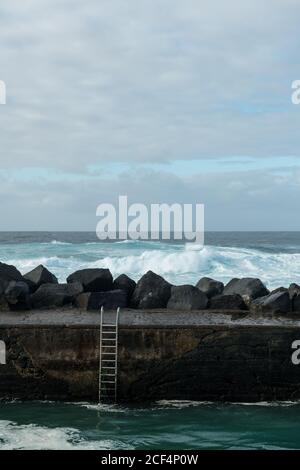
[[1, 240, 299, 289], [0, 420, 132, 450]]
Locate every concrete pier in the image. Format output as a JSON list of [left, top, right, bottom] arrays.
[[0, 309, 300, 402]]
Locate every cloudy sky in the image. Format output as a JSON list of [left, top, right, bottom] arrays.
[[0, 0, 299, 230]]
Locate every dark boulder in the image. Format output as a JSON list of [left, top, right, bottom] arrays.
[[24, 265, 58, 292], [289, 283, 300, 298], [293, 295, 300, 312], [289, 284, 300, 312], [67, 268, 113, 292], [196, 277, 224, 298], [4, 281, 31, 310], [272, 286, 288, 294], [0, 296, 9, 311], [31, 282, 83, 309], [113, 274, 136, 301], [0, 262, 23, 293], [75, 289, 127, 310], [251, 290, 291, 314], [209, 294, 247, 310], [0, 262, 24, 310], [167, 285, 208, 310], [131, 270, 172, 309], [223, 277, 269, 304]]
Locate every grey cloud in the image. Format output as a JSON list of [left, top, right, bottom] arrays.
[[1, 166, 300, 230], [0, 0, 300, 172]]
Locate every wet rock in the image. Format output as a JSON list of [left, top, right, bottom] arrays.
[[272, 286, 288, 294], [131, 270, 172, 309], [0, 297, 9, 311], [196, 277, 224, 298], [113, 274, 136, 302], [289, 284, 300, 312], [0, 262, 23, 292], [75, 289, 127, 310], [223, 277, 269, 304], [251, 290, 291, 314], [67, 268, 113, 292], [4, 281, 31, 310], [209, 294, 247, 310], [0, 263, 24, 310], [31, 282, 83, 309], [24, 265, 58, 292], [293, 295, 300, 312], [167, 285, 208, 310], [289, 283, 300, 298]]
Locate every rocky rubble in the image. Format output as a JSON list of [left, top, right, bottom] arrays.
[[0, 261, 299, 314]]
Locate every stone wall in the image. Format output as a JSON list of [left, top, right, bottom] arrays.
[[1, 316, 300, 402]]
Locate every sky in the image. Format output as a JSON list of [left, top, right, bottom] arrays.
[[0, 0, 300, 230]]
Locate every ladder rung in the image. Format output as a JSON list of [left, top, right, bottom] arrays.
[[99, 307, 119, 404]]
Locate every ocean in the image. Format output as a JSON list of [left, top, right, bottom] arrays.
[[1, 400, 300, 450], [0, 231, 299, 290], [1, 231, 300, 450]]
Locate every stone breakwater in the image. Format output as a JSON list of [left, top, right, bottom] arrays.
[[0, 261, 299, 314], [1, 261, 300, 402]]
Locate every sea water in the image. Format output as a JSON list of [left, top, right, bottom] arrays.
[[0, 231, 299, 289], [1, 231, 300, 450], [1, 400, 300, 450]]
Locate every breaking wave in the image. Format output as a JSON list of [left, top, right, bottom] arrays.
[[0, 420, 132, 450], [1, 240, 300, 289]]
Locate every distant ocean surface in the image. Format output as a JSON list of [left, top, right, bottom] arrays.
[[1, 231, 300, 450], [0, 231, 299, 289]]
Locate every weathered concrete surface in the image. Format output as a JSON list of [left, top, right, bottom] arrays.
[[1, 309, 300, 402]]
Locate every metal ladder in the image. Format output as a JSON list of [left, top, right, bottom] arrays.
[[98, 306, 120, 403]]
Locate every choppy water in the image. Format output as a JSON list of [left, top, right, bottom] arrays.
[[1, 232, 300, 449], [1, 400, 300, 450], [0, 231, 299, 289]]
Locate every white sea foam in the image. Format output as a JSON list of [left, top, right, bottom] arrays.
[[88, 245, 300, 289], [156, 400, 213, 408], [0, 420, 131, 450], [3, 242, 300, 289], [50, 240, 72, 245]]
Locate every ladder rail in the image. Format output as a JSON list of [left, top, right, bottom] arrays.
[[98, 306, 120, 404], [98, 306, 103, 403], [115, 307, 120, 402]]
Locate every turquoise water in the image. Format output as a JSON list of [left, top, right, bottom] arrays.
[[0, 231, 300, 290], [1, 232, 300, 449], [0, 400, 300, 450]]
